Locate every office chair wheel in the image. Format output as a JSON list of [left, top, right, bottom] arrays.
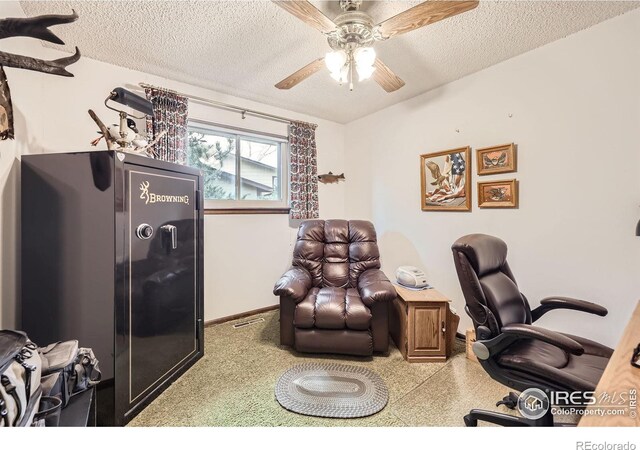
[[464, 414, 478, 427], [496, 392, 519, 410]]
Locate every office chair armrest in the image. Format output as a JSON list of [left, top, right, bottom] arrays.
[[531, 297, 608, 322], [357, 269, 396, 307], [501, 324, 584, 356], [273, 267, 312, 302]]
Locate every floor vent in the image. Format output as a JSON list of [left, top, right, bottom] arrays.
[[232, 317, 265, 329]]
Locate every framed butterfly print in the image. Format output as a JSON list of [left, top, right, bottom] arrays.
[[476, 143, 516, 175]]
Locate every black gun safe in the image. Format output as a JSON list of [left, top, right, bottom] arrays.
[[21, 151, 204, 426]]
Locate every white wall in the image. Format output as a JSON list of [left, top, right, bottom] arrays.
[[344, 9, 640, 347], [0, 1, 346, 327]]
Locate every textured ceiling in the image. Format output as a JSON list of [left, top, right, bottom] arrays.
[[19, 0, 640, 123]]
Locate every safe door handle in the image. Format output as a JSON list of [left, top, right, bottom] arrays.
[[160, 225, 178, 250]]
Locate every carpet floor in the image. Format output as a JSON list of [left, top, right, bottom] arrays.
[[127, 310, 566, 427]]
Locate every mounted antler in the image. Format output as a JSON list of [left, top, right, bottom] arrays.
[[0, 47, 80, 77], [0, 10, 81, 77], [0, 10, 78, 42], [0, 10, 81, 140]]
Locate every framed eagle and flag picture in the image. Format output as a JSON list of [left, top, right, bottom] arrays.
[[420, 146, 471, 212]]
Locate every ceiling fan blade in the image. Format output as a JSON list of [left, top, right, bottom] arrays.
[[275, 57, 326, 90], [272, 1, 336, 34], [373, 59, 405, 93], [377, 1, 479, 39]]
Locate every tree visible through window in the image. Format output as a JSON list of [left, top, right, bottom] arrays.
[[188, 132, 236, 199], [186, 123, 286, 207]]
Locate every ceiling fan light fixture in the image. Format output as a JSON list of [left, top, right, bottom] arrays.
[[354, 47, 376, 67], [354, 47, 376, 82], [325, 50, 347, 74], [356, 63, 375, 81], [330, 64, 349, 83]]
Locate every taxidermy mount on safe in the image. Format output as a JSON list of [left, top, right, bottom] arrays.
[[88, 108, 166, 158], [0, 10, 81, 140]]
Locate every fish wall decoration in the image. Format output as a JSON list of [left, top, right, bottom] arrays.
[[318, 172, 345, 184]]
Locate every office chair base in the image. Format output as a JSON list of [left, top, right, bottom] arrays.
[[464, 408, 557, 427], [496, 392, 519, 409]]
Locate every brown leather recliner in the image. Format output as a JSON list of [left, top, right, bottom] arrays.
[[452, 234, 613, 426], [274, 219, 395, 356]]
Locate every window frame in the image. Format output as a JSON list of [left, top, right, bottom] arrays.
[[187, 120, 290, 213]]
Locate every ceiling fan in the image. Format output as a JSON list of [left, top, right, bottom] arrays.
[[273, 0, 479, 93]]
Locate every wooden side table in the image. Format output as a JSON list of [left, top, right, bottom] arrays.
[[390, 285, 459, 362]]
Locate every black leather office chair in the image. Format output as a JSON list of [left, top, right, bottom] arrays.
[[451, 234, 613, 426]]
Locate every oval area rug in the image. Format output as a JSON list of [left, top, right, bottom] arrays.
[[275, 363, 389, 418]]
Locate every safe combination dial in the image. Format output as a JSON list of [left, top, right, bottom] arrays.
[[136, 223, 154, 240]]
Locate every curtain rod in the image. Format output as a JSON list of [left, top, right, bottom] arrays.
[[139, 82, 297, 125]]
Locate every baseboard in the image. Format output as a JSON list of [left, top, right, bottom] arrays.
[[204, 304, 279, 327], [205, 308, 470, 339]]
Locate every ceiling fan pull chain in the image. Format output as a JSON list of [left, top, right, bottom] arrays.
[[349, 58, 354, 92]]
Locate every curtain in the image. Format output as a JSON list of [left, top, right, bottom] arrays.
[[289, 121, 319, 220], [144, 87, 189, 164]]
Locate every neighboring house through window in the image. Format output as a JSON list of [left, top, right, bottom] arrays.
[[187, 121, 288, 210]]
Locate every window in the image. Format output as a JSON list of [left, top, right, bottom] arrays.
[[187, 122, 288, 211]]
